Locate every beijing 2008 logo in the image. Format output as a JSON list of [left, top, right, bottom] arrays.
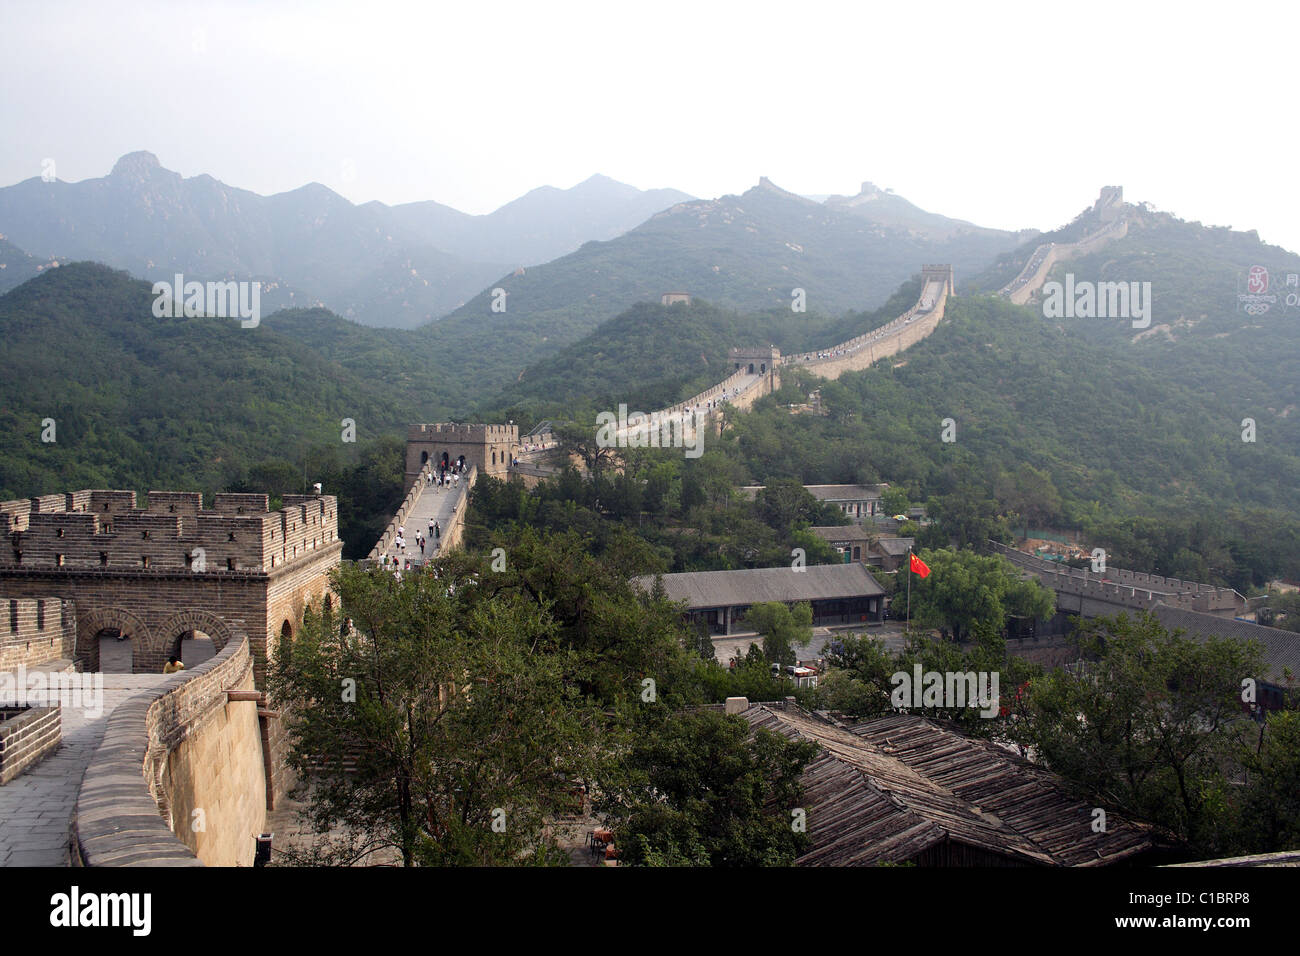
[[1246, 265, 1269, 295], [1238, 264, 1277, 315]]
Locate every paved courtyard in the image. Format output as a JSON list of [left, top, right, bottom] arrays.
[[0, 671, 166, 867]]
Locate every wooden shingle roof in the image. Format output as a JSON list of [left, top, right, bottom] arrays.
[[743, 705, 1159, 867], [846, 713, 1158, 866]]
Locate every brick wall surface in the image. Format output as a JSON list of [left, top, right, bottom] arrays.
[[75, 632, 266, 866], [0, 705, 61, 784], [0, 596, 75, 669]]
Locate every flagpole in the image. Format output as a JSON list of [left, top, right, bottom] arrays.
[[906, 547, 912, 637]]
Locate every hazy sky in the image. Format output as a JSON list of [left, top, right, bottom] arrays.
[[3, 0, 1297, 250]]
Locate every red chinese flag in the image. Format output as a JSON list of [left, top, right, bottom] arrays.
[[909, 553, 931, 578]]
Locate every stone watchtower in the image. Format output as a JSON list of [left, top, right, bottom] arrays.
[[405, 423, 519, 492], [1093, 186, 1124, 222], [0, 488, 343, 805], [920, 264, 956, 297], [729, 346, 781, 376], [0, 489, 341, 680]]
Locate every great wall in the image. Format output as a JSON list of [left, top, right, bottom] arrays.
[[0, 189, 1143, 867]]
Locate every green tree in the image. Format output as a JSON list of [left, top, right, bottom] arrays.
[[1010, 612, 1263, 851], [881, 485, 910, 517], [1237, 711, 1300, 851], [597, 709, 817, 866], [903, 548, 1055, 643], [268, 559, 601, 866], [743, 601, 814, 666]]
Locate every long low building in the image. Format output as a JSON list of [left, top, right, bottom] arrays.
[[1151, 606, 1300, 711], [739, 484, 890, 521], [634, 563, 886, 635]]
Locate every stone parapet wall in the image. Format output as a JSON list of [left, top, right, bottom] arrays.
[[2, 490, 338, 575], [0, 596, 75, 669], [369, 461, 434, 561], [438, 466, 477, 553], [74, 631, 265, 867], [0, 704, 61, 784], [990, 541, 1245, 616], [789, 288, 948, 382], [1002, 218, 1129, 305]]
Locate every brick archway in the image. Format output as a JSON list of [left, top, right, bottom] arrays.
[[76, 606, 153, 672], [158, 608, 236, 655]]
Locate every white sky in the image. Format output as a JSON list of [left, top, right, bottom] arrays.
[[2, 0, 1297, 250]]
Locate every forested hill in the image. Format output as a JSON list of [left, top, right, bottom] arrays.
[[721, 289, 1300, 586], [477, 280, 925, 423], [0, 263, 450, 498], [433, 178, 1027, 380], [0, 236, 44, 293]]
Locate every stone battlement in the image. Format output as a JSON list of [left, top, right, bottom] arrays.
[[0, 596, 76, 670], [2, 490, 338, 575], [990, 542, 1245, 616], [408, 423, 519, 443]]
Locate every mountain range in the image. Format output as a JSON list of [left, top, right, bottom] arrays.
[[0, 153, 694, 328]]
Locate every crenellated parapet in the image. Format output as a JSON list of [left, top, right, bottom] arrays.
[[1, 490, 339, 575]]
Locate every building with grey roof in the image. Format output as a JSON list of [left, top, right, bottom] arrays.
[[739, 484, 890, 521], [809, 527, 915, 571], [634, 563, 886, 635], [1151, 606, 1299, 710]]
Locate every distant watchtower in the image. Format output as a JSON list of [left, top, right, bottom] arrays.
[[405, 423, 519, 491], [1093, 186, 1124, 222], [661, 292, 692, 306], [729, 346, 780, 376], [920, 264, 955, 297]]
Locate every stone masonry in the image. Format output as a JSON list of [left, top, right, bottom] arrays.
[[0, 489, 343, 806]]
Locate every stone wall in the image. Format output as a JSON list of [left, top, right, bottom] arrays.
[[74, 632, 265, 867], [787, 282, 949, 382], [0, 494, 341, 688], [436, 466, 477, 553], [2, 490, 339, 578], [0, 596, 75, 669], [990, 541, 1245, 617], [369, 461, 433, 561], [0, 705, 61, 784], [1004, 218, 1130, 305]]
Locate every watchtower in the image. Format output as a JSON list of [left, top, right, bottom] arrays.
[[0, 489, 341, 682], [920, 264, 955, 297], [729, 346, 781, 376], [405, 423, 519, 491]]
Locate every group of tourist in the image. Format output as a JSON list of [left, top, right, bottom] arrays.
[[380, 517, 442, 577], [426, 458, 467, 488]]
